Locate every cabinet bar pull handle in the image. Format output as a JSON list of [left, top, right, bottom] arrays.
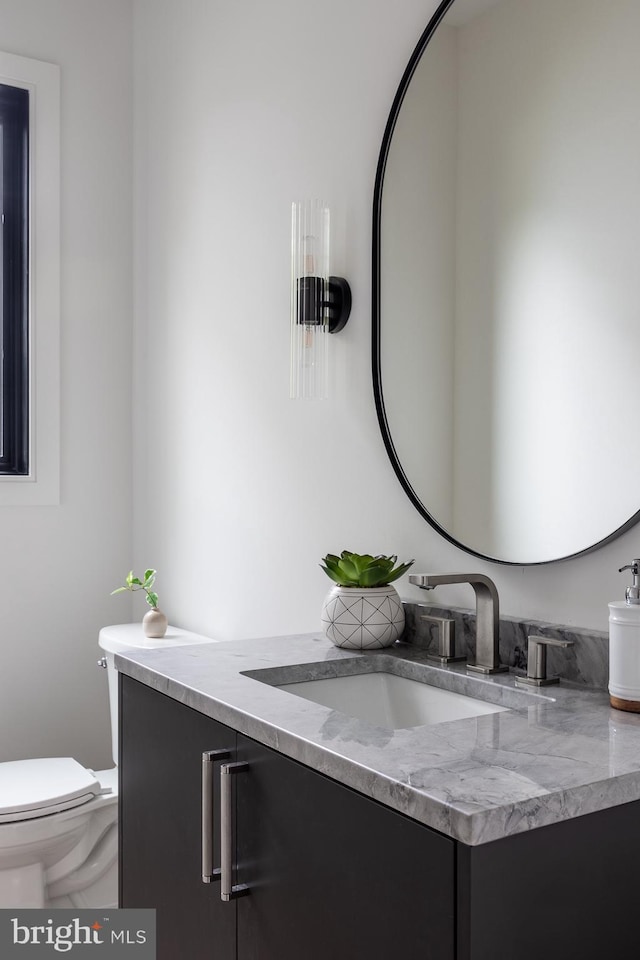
[[201, 749, 230, 883], [220, 761, 250, 901]]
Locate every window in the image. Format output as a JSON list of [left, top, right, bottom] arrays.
[[0, 82, 29, 475], [0, 52, 59, 504]]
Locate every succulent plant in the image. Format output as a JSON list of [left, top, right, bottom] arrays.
[[320, 551, 414, 588], [111, 569, 159, 608]]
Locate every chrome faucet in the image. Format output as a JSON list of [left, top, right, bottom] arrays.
[[409, 572, 507, 674]]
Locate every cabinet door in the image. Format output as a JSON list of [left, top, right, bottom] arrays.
[[235, 734, 455, 960], [119, 675, 237, 960], [458, 798, 640, 960]]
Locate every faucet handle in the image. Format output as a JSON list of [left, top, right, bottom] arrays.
[[517, 635, 574, 686], [421, 615, 466, 665]]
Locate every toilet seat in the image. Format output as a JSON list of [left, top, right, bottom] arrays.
[[0, 758, 104, 824]]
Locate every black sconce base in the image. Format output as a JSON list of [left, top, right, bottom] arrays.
[[327, 276, 352, 333]]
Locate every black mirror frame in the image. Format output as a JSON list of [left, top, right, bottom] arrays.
[[371, 0, 640, 566]]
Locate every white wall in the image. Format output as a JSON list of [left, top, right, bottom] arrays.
[[0, 0, 133, 769], [132, 0, 640, 642]]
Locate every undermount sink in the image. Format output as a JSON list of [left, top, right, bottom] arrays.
[[244, 653, 549, 731], [276, 671, 509, 730]]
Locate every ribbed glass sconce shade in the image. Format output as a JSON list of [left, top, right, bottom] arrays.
[[290, 200, 331, 400]]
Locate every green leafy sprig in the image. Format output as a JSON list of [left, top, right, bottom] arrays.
[[111, 569, 159, 608], [320, 551, 414, 588]]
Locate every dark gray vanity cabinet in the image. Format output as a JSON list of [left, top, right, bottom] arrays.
[[120, 674, 640, 959], [233, 732, 454, 960], [456, 800, 640, 960], [119, 675, 455, 960], [119, 674, 237, 959]]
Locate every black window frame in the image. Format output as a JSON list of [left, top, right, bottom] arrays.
[[0, 82, 29, 476]]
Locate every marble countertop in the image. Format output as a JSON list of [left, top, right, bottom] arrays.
[[114, 629, 640, 846]]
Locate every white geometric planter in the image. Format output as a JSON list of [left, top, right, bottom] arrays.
[[320, 584, 405, 649]]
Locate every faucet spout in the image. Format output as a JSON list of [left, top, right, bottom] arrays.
[[409, 573, 506, 674]]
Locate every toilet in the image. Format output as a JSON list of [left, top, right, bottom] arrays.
[[0, 622, 214, 909]]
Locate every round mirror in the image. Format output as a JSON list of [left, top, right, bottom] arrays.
[[373, 0, 640, 564]]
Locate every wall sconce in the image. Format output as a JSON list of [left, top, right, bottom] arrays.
[[290, 200, 352, 400]]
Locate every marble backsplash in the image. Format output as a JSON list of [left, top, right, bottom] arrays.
[[402, 601, 609, 690]]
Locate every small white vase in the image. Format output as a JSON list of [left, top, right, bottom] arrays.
[[321, 584, 405, 649], [142, 607, 168, 639]]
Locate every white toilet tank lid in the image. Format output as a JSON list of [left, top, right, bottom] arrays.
[[99, 622, 216, 654], [0, 758, 101, 821]]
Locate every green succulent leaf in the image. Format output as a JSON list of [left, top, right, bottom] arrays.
[[320, 551, 414, 587], [337, 557, 359, 582], [320, 564, 345, 584], [111, 586, 129, 595], [359, 564, 392, 587], [146, 591, 159, 608], [385, 561, 415, 584], [355, 555, 375, 576]]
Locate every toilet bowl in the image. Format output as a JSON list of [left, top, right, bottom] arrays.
[[0, 760, 118, 908], [0, 623, 215, 908]]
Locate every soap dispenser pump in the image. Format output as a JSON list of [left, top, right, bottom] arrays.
[[620, 560, 640, 604], [609, 560, 640, 712]]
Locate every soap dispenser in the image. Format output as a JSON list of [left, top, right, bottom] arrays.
[[609, 560, 640, 712]]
